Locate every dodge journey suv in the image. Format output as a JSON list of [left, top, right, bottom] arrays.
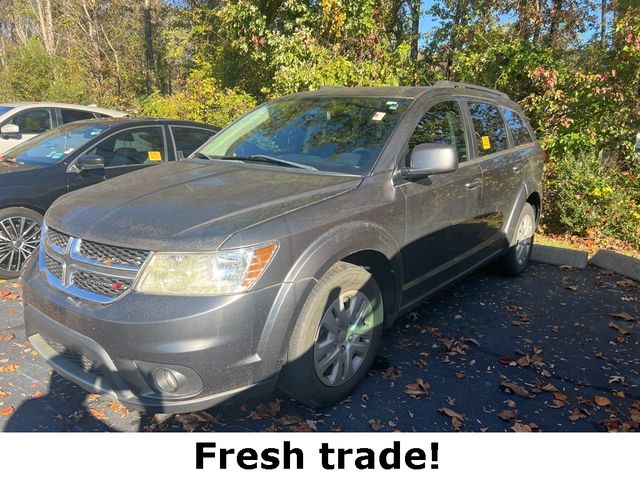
[[23, 82, 543, 413]]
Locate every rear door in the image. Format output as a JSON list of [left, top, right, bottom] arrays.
[[397, 99, 484, 306], [0, 107, 53, 153], [466, 101, 521, 252], [67, 125, 168, 191]]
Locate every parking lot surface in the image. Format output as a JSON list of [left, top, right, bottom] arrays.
[[1, 262, 638, 432]]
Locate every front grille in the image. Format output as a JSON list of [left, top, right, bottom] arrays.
[[72, 270, 133, 298], [43, 336, 103, 376], [79, 240, 149, 267], [45, 255, 63, 279], [47, 229, 70, 250]]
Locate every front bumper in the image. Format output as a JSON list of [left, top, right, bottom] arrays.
[[22, 257, 313, 413]]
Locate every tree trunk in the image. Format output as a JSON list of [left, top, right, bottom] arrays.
[[34, 0, 55, 54], [601, 0, 607, 48], [547, 0, 563, 48], [409, 0, 420, 62], [144, 0, 155, 93]]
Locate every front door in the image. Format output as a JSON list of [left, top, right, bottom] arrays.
[[397, 100, 484, 307], [0, 108, 53, 154], [67, 126, 168, 191]]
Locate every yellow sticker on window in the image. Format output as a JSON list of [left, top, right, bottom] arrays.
[[481, 136, 491, 150], [148, 151, 162, 162]]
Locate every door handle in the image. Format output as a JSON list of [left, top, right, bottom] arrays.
[[465, 178, 481, 189]]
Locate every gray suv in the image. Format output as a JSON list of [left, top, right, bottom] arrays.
[[22, 82, 543, 413]]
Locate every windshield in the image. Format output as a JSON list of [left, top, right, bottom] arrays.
[[197, 96, 411, 174], [2, 124, 113, 165], [0, 106, 14, 116]]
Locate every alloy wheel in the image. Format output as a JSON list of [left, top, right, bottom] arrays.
[[313, 290, 374, 387], [515, 213, 534, 266], [0, 216, 41, 273]]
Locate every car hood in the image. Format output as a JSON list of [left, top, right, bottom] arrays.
[[0, 161, 42, 178], [46, 160, 362, 251]]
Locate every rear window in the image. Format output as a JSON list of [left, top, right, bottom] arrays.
[[468, 102, 508, 156], [171, 126, 216, 158], [501, 108, 533, 146], [61, 109, 96, 124]]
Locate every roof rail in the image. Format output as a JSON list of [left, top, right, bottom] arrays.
[[432, 81, 510, 101]]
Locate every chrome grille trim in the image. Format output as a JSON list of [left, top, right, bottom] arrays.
[[39, 224, 151, 303]]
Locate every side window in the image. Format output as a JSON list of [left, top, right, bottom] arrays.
[[61, 109, 96, 124], [171, 126, 216, 158], [408, 101, 468, 163], [86, 127, 165, 168], [10, 109, 52, 134], [468, 102, 508, 156], [500, 108, 533, 146]]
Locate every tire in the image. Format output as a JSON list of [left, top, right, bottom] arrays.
[[497, 202, 536, 276], [0, 207, 43, 279], [279, 261, 384, 407]]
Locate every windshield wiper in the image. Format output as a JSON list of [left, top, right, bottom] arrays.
[[207, 154, 316, 171]]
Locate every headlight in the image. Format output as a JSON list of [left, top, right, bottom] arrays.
[[135, 243, 278, 296]]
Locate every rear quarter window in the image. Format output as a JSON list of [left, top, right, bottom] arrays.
[[468, 102, 508, 156], [500, 108, 534, 146]]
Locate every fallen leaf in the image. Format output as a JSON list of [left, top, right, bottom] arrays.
[[595, 396, 612, 407], [249, 400, 283, 420], [404, 378, 430, 398], [455, 371, 466, 379], [541, 383, 558, 392], [608, 322, 630, 335], [609, 312, 636, 322], [88, 408, 108, 421], [0, 406, 15, 416], [500, 380, 530, 397], [107, 400, 129, 416], [517, 355, 531, 367], [439, 407, 465, 421], [451, 416, 462, 430], [553, 391, 568, 402], [382, 367, 402, 382], [511, 422, 532, 432], [498, 409, 517, 421], [0, 364, 20, 373], [569, 409, 587, 421], [0, 390, 8, 397], [0, 332, 15, 341], [30, 390, 44, 400], [368, 418, 384, 431], [564, 284, 578, 291], [576, 396, 593, 405], [6, 309, 15, 316]]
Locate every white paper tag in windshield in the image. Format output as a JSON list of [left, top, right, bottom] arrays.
[[372, 112, 386, 121]]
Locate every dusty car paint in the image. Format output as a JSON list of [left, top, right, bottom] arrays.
[[22, 85, 543, 413]]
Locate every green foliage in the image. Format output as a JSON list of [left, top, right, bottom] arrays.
[[543, 152, 640, 248], [0, 0, 639, 248], [139, 74, 256, 128]]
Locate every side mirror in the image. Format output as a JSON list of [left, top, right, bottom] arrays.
[[76, 154, 105, 171], [0, 123, 20, 139], [401, 143, 459, 180]]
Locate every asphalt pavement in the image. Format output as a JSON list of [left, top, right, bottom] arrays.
[[1, 262, 638, 432]]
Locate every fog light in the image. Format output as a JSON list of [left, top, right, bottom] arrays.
[[152, 367, 186, 393]]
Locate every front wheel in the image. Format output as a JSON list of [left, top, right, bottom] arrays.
[[279, 261, 383, 407], [0, 207, 43, 279], [498, 203, 536, 276]]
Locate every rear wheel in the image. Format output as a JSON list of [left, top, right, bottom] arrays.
[[0, 207, 43, 279], [498, 203, 536, 276], [279, 261, 383, 407]]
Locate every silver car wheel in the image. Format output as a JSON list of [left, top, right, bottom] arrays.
[[0, 216, 41, 273], [515, 213, 534, 266], [313, 290, 374, 387]]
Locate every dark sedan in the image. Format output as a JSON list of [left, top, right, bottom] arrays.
[[0, 118, 218, 278]]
